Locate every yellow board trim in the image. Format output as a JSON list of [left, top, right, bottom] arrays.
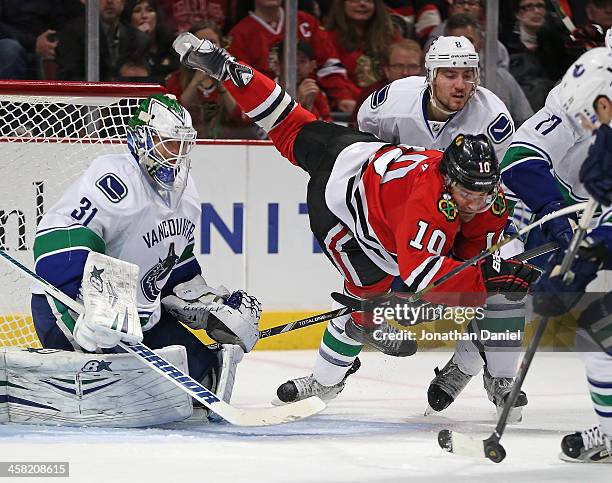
[[1, 312, 580, 351]]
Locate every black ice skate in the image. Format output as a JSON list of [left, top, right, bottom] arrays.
[[173, 33, 253, 87], [483, 368, 528, 423], [560, 425, 612, 463], [344, 318, 417, 357], [274, 358, 361, 405], [426, 356, 472, 414]]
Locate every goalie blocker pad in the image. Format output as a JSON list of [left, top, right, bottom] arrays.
[[0, 346, 192, 427]]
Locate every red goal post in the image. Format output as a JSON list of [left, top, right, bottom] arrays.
[[0, 81, 167, 349]]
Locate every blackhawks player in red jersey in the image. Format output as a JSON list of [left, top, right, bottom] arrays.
[[172, 33, 541, 413]]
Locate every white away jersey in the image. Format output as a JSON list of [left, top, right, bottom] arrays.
[[501, 84, 592, 203], [33, 154, 202, 333], [501, 84, 612, 232], [357, 76, 514, 161]]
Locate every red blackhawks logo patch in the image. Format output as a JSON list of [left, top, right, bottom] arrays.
[[491, 192, 507, 217], [438, 194, 458, 222]]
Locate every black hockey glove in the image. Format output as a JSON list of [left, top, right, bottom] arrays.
[[532, 235, 609, 317], [478, 255, 541, 301]]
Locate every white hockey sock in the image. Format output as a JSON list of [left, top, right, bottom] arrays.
[[313, 302, 362, 387]]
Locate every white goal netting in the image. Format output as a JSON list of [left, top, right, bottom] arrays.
[[0, 81, 166, 348]]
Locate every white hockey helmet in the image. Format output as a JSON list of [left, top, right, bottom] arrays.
[[127, 94, 196, 191], [558, 47, 612, 126], [606, 27, 612, 49], [425, 36, 480, 85]]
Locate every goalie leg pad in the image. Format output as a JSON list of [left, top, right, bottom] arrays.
[[215, 344, 244, 403], [0, 346, 192, 427]]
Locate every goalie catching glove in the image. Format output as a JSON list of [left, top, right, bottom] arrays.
[[162, 275, 262, 352], [73, 252, 143, 352]]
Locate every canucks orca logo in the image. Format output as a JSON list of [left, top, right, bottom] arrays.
[[573, 63, 585, 77], [141, 243, 180, 302], [370, 84, 390, 109]]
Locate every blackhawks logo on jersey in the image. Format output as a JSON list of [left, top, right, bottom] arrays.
[[141, 243, 180, 302], [490, 192, 507, 217], [438, 194, 458, 222]]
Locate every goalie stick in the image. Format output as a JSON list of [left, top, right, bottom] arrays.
[[438, 198, 599, 463], [0, 250, 326, 427]]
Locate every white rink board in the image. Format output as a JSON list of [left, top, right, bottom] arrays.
[[189, 143, 340, 309], [0, 142, 340, 312]]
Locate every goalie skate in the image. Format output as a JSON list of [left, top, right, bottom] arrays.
[[560, 425, 612, 463], [273, 358, 361, 405], [483, 368, 528, 423]]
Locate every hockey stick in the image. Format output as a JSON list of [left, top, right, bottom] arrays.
[[438, 198, 599, 463], [207, 241, 558, 352], [0, 250, 326, 427], [331, 238, 563, 312], [412, 203, 586, 301], [550, 0, 577, 40], [205, 306, 353, 351]]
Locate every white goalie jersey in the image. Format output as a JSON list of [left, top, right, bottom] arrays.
[[33, 154, 202, 333], [357, 76, 514, 161]]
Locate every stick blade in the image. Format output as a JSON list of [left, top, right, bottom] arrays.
[[438, 429, 485, 457], [223, 396, 327, 427]]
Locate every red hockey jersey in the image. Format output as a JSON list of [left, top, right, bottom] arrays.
[[227, 9, 356, 103], [325, 143, 508, 301]]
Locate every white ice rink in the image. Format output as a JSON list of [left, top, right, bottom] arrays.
[[0, 350, 609, 483]]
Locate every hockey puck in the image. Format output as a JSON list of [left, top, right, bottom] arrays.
[[438, 429, 453, 452]]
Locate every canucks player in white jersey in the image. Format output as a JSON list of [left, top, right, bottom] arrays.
[[358, 35, 527, 420], [357, 36, 515, 162], [31, 94, 262, 413], [533, 47, 612, 464]]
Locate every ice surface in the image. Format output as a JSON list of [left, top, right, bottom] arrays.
[[0, 351, 609, 483]]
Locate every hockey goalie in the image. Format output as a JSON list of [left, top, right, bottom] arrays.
[[1, 94, 261, 427]]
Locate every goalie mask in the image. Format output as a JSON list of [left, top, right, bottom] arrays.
[[559, 47, 612, 127], [440, 134, 500, 214], [127, 94, 196, 191], [425, 36, 480, 114]]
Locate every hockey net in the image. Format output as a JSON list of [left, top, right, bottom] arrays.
[[0, 81, 166, 349]]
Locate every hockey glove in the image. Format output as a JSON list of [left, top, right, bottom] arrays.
[[532, 235, 609, 317], [73, 252, 143, 352], [580, 124, 612, 206], [162, 275, 230, 329], [162, 275, 262, 352], [535, 201, 577, 250], [206, 290, 262, 352], [479, 255, 541, 301]]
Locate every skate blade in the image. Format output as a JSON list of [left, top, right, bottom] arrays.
[[424, 405, 436, 416], [271, 397, 286, 406], [496, 405, 523, 424]]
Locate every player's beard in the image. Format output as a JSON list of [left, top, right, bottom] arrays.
[[459, 210, 476, 222]]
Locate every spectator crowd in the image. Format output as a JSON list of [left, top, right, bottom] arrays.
[[0, 0, 610, 138]]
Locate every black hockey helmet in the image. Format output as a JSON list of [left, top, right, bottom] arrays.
[[440, 134, 500, 193]]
